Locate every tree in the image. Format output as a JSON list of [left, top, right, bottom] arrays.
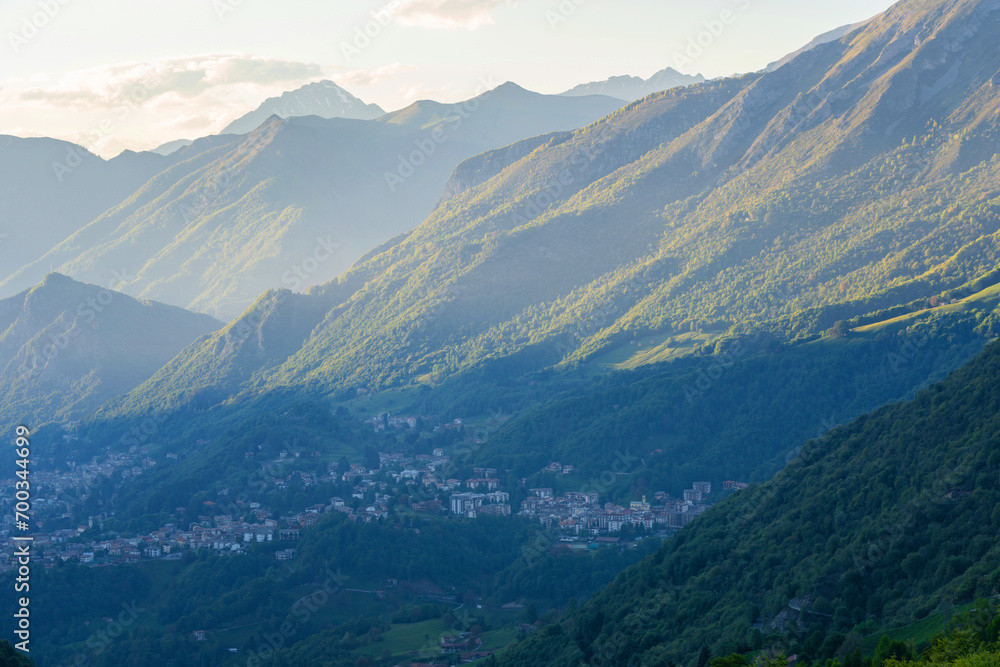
[[0, 640, 33, 666], [829, 320, 849, 337], [522, 602, 538, 625], [755, 651, 788, 667], [709, 654, 748, 667], [873, 636, 909, 667], [697, 645, 712, 667]]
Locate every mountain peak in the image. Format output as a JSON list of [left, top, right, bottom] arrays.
[[495, 81, 527, 92], [34, 272, 81, 294], [40, 272, 72, 284], [486, 81, 537, 100], [221, 80, 385, 135], [0, 274, 221, 432]]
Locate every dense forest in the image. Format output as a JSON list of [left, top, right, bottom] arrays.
[[496, 338, 1000, 666], [3, 511, 657, 665]]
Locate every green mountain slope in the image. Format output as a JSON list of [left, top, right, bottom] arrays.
[[496, 330, 1000, 666], [102, 0, 1000, 417], [468, 307, 996, 498], [0, 274, 221, 431]]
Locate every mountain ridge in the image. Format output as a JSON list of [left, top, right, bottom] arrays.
[[220, 79, 386, 135], [0, 273, 221, 432], [560, 67, 705, 100]]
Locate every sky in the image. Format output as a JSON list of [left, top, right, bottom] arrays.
[[0, 0, 898, 157]]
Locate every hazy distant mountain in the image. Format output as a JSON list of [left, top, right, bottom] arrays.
[[560, 67, 704, 101], [0, 83, 625, 320], [0, 273, 220, 431], [765, 19, 871, 71], [378, 81, 624, 146], [0, 137, 170, 284], [150, 138, 194, 156], [221, 80, 386, 135]]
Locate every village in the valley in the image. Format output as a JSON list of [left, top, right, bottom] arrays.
[[0, 412, 748, 573]]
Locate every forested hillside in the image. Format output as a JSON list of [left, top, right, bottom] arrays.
[[497, 337, 1000, 666]]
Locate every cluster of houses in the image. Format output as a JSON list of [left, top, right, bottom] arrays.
[[377, 449, 486, 498], [369, 413, 466, 434], [0, 498, 365, 571], [1, 405, 755, 574], [0, 447, 156, 530], [518, 481, 717, 535], [541, 461, 575, 475], [448, 490, 512, 517]]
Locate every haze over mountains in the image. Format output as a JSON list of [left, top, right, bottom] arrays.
[[0, 83, 625, 319], [0, 31, 845, 324], [0, 273, 220, 433], [0, 136, 171, 279], [559, 66, 706, 100]]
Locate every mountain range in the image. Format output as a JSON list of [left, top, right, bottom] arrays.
[[560, 67, 706, 100], [0, 84, 625, 320], [6, 1, 1000, 664], [94, 0, 1000, 420], [0, 136, 172, 281]]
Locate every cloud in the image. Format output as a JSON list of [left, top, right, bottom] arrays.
[[333, 63, 417, 87], [11, 55, 325, 109], [0, 54, 333, 156], [394, 0, 513, 30], [398, 83, 453, 101]]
